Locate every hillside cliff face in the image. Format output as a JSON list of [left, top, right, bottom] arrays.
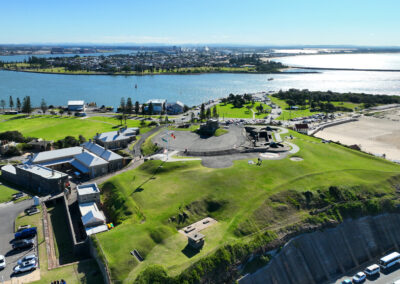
[[240, 214, 400, 284]]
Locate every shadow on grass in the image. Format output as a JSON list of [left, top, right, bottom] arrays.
[[181, 244, 201, 258], [76, 259, 105, 284]]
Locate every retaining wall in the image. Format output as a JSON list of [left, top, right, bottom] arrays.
[[239, 214, 400, 284]]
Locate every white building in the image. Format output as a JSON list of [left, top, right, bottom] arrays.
[[146, 99, 166, 113], [77, 183, 100, 204], [68, 100, 85, 112], [94, 127, 139, 150], [167, 101, 185, 114], [79, 202, 107, 236]]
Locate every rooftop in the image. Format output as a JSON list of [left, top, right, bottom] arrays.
[[95, 128, 138, 143], [31, 147, 83, 164], [1, 164, 16, 175], [77, 183, 100, 196], [82, 141, 123, 161], [74, 151, 108, 167], [187, 231, 205, 241], [146, 99, 166, 104], [17, 164, 67, 179], [68, 100, 85, 105]]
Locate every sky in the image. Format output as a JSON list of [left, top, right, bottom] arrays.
[[1, 0, 399, 46]]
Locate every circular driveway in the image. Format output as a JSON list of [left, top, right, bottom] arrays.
[[153, 125, 247, 152]]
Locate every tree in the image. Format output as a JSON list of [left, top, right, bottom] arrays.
[[78, 135, 86, 144], [59, 109, 64, 116], [148, 102, 154, 115], [135, 101, 140, 115], [22, 96, 32, 114], [40, 98, 48, 114], [120, 97, 126, 114], [200, 103, 206, 120], [256, 104, 264, 114], [9, 96, 14, 110], [287, 99, 296, 109], [16, 98, 21, 111], [0, 99, 5, 112], [162, 103, 166, 115], [190, 112, 195, 122], [212, 106, 218, 118], [126, 98, 133, 114], [206, 108, 211, 119]]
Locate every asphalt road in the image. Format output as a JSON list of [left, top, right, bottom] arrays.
[[0, 199, 34, 281], [334, 260, 400, 284]]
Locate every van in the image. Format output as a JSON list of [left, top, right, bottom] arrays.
[[364, 264, 380, 276]]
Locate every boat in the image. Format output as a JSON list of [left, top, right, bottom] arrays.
[[268, 78, 274, 81], [135, 84, 138, 88]]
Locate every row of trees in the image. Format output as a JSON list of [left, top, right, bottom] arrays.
[[273, 89, 400, 108], [199, 104, 219, 120], [0, 95, 48, 114]]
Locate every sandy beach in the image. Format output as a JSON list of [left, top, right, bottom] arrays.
[[315, 109, 400, 162]]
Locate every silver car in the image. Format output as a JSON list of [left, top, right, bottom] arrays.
[[17, 254, 37, 266], [13, 259, 37, 274]]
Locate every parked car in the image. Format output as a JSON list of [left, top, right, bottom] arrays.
[[353, 272, 366, 283], [341, 279, 351, 284], [0, 255, 5, 270], [14, 227, 37, 240], [27, 208, 40, 216], [17, 225, 31, 232], [13, 259, 37, 274], [13, 192, 24, 200], [17, 254, 37, 266], [24, 206, 37, 214], [12, 239, 34, 250], [364, 264, 380, 276]]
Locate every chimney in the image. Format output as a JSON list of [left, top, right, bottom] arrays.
[[52, 168, 55, 176], [82, 148, 84, 153]]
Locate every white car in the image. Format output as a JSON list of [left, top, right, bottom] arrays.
[[13, 259, 37, 274], [17, 254, 37, 266], [0, 255, 5, 269], [353, 271, 366, 283]]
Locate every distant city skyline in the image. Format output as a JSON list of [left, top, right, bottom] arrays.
[[1, 0, 399, 46]]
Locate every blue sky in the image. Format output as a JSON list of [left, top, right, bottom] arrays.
[[1, 0, 399, 46]]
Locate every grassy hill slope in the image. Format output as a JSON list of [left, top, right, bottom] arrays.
[[96, 131, 400, 282]]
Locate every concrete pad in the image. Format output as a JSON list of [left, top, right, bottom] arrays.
[[179, 217, 217, 236]]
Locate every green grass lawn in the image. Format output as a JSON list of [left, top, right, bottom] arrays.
[[270, 96, 363, 120], [216, 102, 271, 119], [96, 130, 400, 282], [0, 115, 151, 141], [0, 183, 18, 203], [15, 206, 103, 283]]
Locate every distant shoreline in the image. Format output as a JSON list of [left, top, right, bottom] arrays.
[[0, 68, 318, 76]]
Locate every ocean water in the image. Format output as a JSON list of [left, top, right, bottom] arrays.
[[274, 53, 400, 70], [0, 53, 399, 107]]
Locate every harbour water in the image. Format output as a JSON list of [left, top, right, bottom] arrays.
[[0, 53, 399, 107]]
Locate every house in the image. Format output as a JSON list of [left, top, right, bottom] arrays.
[[29, 146, 83, 166], [294, 123, 309, 134], [82, 141, 124, 171], [0, 141, 17, 155], [1, 164, 68, 195], [94, 127, 139, 150], [167, 101, 185, 114], [77, 183, 100, 204], [72, 151, 108, 179], [28, 143, 124, 179], [78, 202, 107, 236], [146, 99, 166, 114], [68, 100, 85, 112], [27, 138, 52, 152]]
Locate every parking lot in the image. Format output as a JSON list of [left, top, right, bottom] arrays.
[[334, 260, 400, 284], [0, 199, 38, 282]]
